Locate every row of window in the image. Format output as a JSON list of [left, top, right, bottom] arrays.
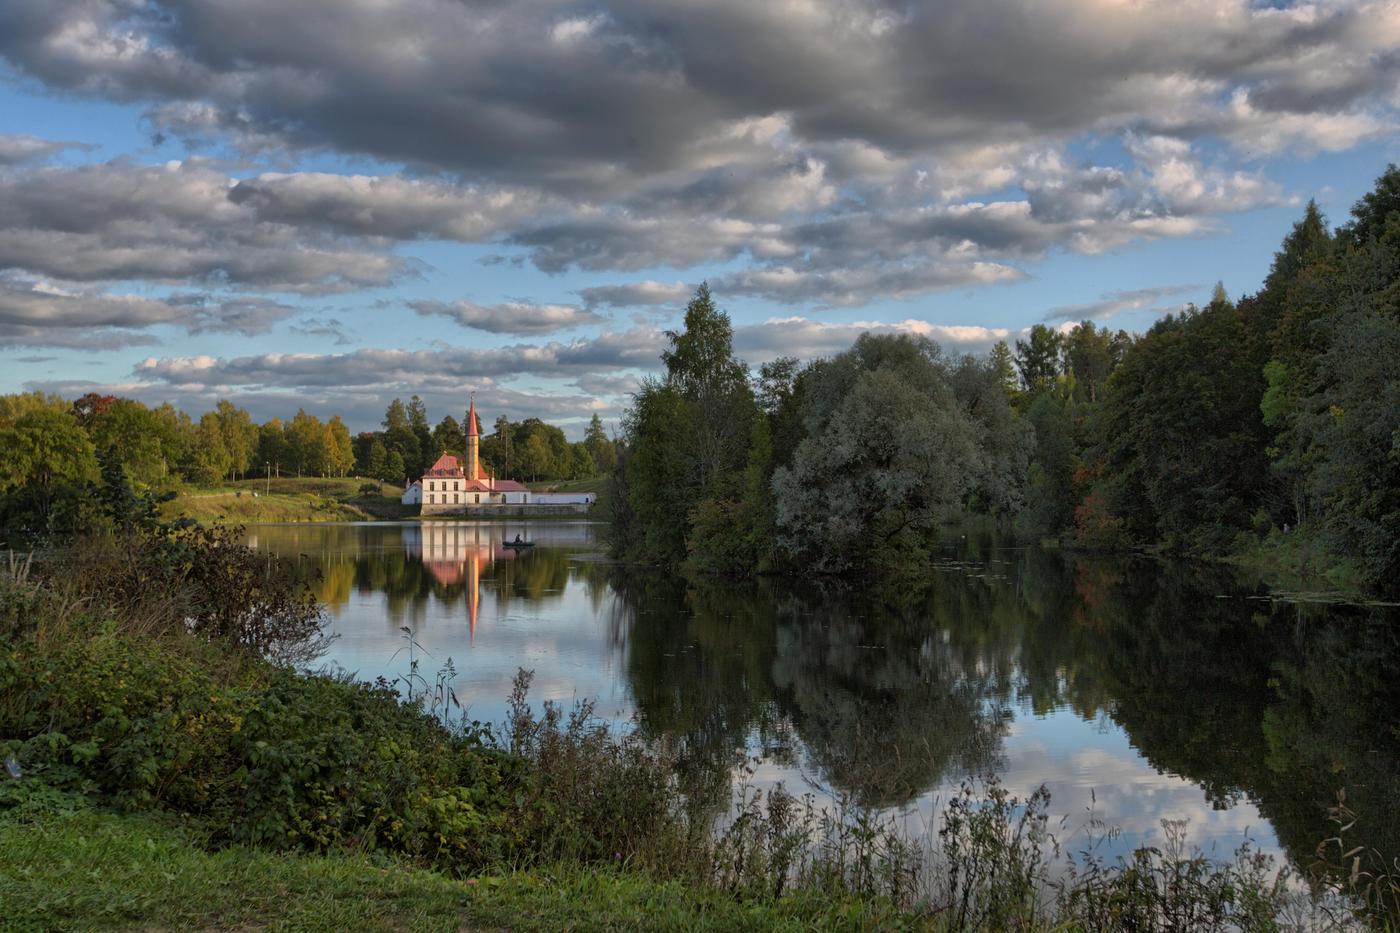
[[423, 493, 529, 505], [426, 480, 462, 491]]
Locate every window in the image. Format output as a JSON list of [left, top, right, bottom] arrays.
[[428, 493, 434, 504], [453, 493, 459, 504], [522, 493, 528, 504], [474, 494, 480, 504]]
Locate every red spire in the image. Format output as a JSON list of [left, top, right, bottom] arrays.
[[466, 397, 479, 437]]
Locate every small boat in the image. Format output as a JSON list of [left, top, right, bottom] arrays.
[[503, 540, 535, 549]]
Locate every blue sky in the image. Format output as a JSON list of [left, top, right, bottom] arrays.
[[3, 0, 1399, 436]]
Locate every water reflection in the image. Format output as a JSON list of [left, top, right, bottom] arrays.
[[246, 521, 1400, 878]]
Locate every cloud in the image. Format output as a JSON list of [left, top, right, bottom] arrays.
[[0, 134, 93, 165], [733, 316, 1011, 362], [4, 1, 1394, 183], [288, 316, 353, 346], [21, 378, 615, 438], [577, 280, 694, 309], [0, 160, 407, 292], [0, 0, 1392, 312], [409, 299, 605, 335], [1043, 285, 1200, 323], [227, 172, 549, 241], [0, 273, 299, 348], [132, 327, 666, 389]]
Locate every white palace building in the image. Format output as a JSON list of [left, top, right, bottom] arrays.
[[401, 399, 595, 516]]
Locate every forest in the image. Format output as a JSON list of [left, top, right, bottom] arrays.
[[0, 391, 614, 542], [610, 167, 1400, 593]]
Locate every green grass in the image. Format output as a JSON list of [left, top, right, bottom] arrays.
[[165, 476, 414, 524], [0, 806, 911, 932]]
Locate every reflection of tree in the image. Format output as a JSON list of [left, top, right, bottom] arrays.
[[769, 593, 1008, 808], [609, 570, 781, 803], [1072, 559, 1400, 881]]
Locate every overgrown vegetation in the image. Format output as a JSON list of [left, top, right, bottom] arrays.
[[610, 167, 1400, 594]]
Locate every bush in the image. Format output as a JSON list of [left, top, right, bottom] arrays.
[[358, 482, 382, 497]]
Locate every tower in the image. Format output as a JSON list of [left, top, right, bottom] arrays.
[[466, 395, 480, 481]]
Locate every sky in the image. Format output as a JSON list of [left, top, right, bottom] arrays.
[[3, 0, 1400, 438]]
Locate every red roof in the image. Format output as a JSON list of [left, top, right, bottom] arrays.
[[466, 399, 479, 437], [425, 453, 464, 476]]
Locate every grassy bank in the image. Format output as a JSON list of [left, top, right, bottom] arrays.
[[164, 476, 414, 523], [1, 806, 887, 932]]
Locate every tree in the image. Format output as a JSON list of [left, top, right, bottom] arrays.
[[660, 283, 756, 492], [90, 399, 169, 488], [382, 398, 421, 477], [583, 413, 615, 474], [1061, 322, 1115, 403], [1014, 324, 1063, 394], [773, 366, 980, 573], [187, 412, 233, 486], [326, 416, 355, 477], [257, 419, 289, 477], [432, 415, 463, 460], [0, 408, 100, 522], [518, 434, 553, 481], [989, 341, 1019, 401], [70, 392, 116, 429], [213, 400, 257, 480], [367, 439, 389, 481]]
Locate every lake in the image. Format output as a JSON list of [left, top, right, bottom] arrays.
[[245, 519, 1400, 877]]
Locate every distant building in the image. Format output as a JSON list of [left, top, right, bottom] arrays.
[[414, 398, 592, 515], [401, 479, 422, 506]]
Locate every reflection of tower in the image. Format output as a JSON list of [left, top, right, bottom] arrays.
[[467, 547, 480, 639], [466, 395, 480, 482], [407, 522, 508, 639]]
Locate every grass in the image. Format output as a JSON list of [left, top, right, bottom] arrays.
[[164, 476, 414, 524], [0, 806, 905, 932]]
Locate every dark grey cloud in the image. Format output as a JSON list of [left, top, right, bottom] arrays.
[[409, 299, 605, 335], [0, 134, 94, 165], [2, 0, 1391, 183]]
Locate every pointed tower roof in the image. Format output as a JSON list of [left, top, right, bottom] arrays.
[[466, 396, 479, 437]]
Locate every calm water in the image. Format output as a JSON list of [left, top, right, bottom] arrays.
[[246, 520, 1400, 874]]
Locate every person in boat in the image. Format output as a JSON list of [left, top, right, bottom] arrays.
[[513, 534, 523, 544]]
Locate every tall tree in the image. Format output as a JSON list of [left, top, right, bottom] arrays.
[[1014, 324, 1063, 394]]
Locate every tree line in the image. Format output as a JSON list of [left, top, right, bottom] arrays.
[[611, 166, 1400, 592], [355, 397, 616, 485], [0, 391, 614, 541]]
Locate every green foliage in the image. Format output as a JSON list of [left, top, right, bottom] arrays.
[[1014, 324, 1062, 394], [0, 408, 100, 534], [773, 361, 979, 573], [613, 285, 757, 567]]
